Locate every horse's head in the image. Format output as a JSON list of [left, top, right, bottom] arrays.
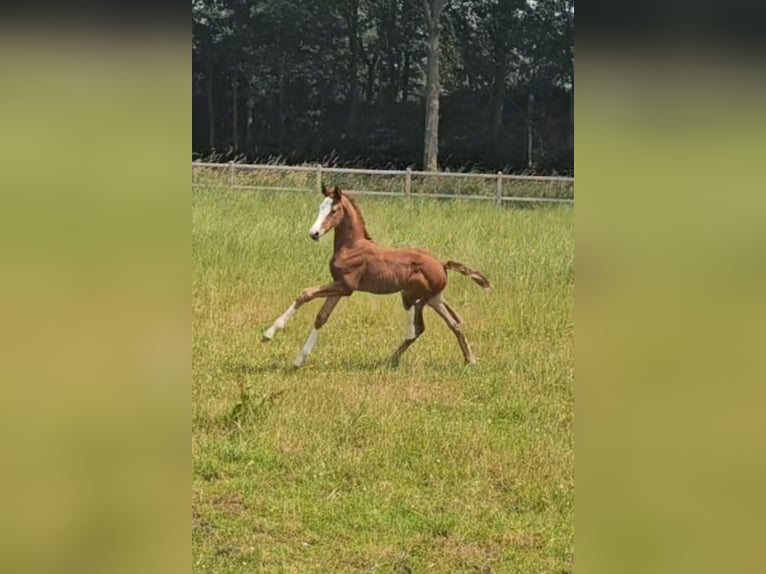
[[309, 184, 346, 241]]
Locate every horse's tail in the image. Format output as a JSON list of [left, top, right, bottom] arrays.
[[444, 261, 491, 290]]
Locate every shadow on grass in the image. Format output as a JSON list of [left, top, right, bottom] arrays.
[[333, 356, 392, 372], [324, 356, 487, 377], [224, 354, 495, 379], [222, 360, 296, 377]]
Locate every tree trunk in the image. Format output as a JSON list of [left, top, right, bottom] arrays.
[[386, 54, 398, 106], [346, 0, 361, 135], [348, 81, 360, 135], [246, 92, 255, 154], [567, 87, 574, 151], [232, 71, 238, 153], [422, 0, 446, 171], [364, 54, 378, 103], [277, 73, 286, 152], [205, 44, 215, 151], [527, 91, 535, 170], [490, 60, 506, 140], [400, 51, 411, 102], [422, 24, 440, 170]]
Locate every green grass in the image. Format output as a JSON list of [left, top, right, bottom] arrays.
[[192, 185, 573, 573]]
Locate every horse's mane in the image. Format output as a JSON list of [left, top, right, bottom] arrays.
[[344, 194, 373, 241]]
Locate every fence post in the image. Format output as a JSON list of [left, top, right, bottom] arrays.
[[228, 161, 235, 187], [496, 171, 502, 205], [316, 164, 323, 194], [405, 167, 412, 196]]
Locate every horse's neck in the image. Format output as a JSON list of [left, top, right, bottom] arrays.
[[333, 218, 363, 251], [333, 203, 369, 251]]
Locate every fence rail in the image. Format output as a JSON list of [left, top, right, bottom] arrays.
[[192, 162, 574, 204]]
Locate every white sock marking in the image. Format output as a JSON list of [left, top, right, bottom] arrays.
[[293, 328, 319, 367], [265, 303, 297, 339], [302, 328, 319, 355], [275, 303, 296, 328], [406, 306, 416, 340]]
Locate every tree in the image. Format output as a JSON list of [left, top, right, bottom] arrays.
[[193, 0, 231, 150], [484, 0, 525, 139], [191, 0, 574, 174], [445, 0, 527, 136], [421, 0, 448, 171], [342, 0, 362, 134], [518, 0, 574, 168]]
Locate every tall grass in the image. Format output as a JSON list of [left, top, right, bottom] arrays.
[[192, 185, 573, 573]]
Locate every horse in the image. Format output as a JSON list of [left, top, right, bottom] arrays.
[[262, 184, 490, 367]]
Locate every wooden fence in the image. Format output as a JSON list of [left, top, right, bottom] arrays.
[[192, 162, 574, 204]]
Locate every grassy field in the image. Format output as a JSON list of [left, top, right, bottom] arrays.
[[192, 184, 574, 573]]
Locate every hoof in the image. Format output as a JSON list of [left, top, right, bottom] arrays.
[[292, 356, 305, 368], [262, 326, 276, 341]]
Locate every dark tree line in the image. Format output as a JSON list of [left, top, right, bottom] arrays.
[[192, 0, 573, 174]]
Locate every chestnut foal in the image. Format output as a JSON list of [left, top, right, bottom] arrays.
[[263, 185, 490, 367]]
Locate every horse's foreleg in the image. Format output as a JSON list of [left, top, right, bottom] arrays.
[[263, 281, 349, 341], [389, 301, 425, 367], [263, 303, 298, 340], [293, 296, 341, 367]]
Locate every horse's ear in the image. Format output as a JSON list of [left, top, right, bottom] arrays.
[[332, 186, 342, 199], [321, 183, 329, 196]]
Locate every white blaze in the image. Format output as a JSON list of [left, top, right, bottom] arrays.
[[309, 197, 333, 237]]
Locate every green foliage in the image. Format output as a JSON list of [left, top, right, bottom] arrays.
[[192, 0, 574, 173], [192, 186, 573, 572]]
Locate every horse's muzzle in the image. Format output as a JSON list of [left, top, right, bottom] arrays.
[[309, 231, 320, 241]]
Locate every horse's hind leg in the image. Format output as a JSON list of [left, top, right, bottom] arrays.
[[442, 300, 463, 325], [427, 293, 475, 364], [389, 300, 425, 367], [293, 296, 341, 368]]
